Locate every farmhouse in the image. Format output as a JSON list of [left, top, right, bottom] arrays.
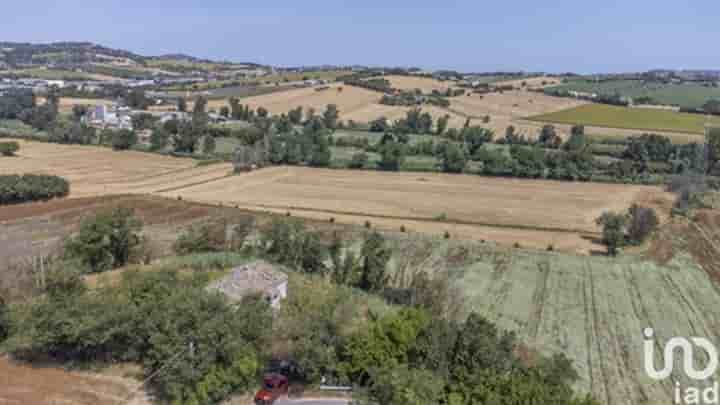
[[207, 261, 288, 309]]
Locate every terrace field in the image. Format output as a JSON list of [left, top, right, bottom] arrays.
[[529, 103, 720, 135]]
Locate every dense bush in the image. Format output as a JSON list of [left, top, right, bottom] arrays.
[[64, 207, 144, 273], [0, 141, 20, 156], [6, 269, 268, 404], [0, 174, 69, 205]]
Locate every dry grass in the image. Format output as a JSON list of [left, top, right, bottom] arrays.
[[0, 140, 233, 198], [159, 166, 672, 253], [383, 75, 458, 93]]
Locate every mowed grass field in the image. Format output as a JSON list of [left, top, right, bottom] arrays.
[[1, 142, 672, 253], [529, 103, 720, 135]]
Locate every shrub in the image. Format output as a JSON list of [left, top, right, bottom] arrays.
[[365, 220, 372, 229], [348, 152, 369, 169], [63, 207, 144, 273], [400, 225, 406, 233], [174, 224, 224, 255], [0, 174, 70, 205], [444, 231, 451, 239], [0, 141, 19, 156], [627, 205, 659, 245]]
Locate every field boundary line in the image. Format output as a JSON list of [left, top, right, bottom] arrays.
[[152, 174, 235, 194], [226, 202, 602, 236]]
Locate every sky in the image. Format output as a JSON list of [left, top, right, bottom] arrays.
[[2, 0, 718, 73]]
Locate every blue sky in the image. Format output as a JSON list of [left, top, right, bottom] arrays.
[[2, 0, 718, 73]]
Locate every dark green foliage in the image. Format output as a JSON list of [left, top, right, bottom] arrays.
[[260, 218, 327, 274], [288, 106, 303, 124], [202, 134, 216, 154], [0, 294, 8, 342], [64, 207, 143, 273], [538, 124, 562, 149], [323, 104, 340, 129], [0, 141, 20, 156], [564, 125, 587, 151], [365, 365, 445, 405], [623, 133, 674, 162], [173, 224, 224, 255], [177, 97, 187, 112], [348, 152, 369, 169], [596, 211, 628, 256], [703, 99, 720, 115], [0, 174, 69, 205], [441, 142, 467, 173], [359, 231, 392, 293], [378, 141, 405, 171], [125, 89, 151, 110], [149, 127, 169, 151], [130, 112, 159, 131], [6, 269, 266, 404], [369, 117, 389, 132], [111, 129, 137, 150], [48, 122, 96, 145], [0, 89, 35, 119]]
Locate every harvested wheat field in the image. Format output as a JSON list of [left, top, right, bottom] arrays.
[[448, 90, 589, 139], [3, 142, 672, 253], [383, 75, 458, 93], [0, 140, 233, 198], [159, 166, 672, 253]]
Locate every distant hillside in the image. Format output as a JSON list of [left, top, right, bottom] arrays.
[[0, 41, 264, 72]]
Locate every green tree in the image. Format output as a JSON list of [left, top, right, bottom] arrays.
[[359, 231, 391, 292], [378, 141, 405, 171], [131, 112, 158, 131], [436, 114, 450, 135], [539, 124, 562, 149], [257, 106, 269, 118], [288, 106, 303, 124], [72, 104, 88, 122], [64, 207, 144, 273], [0, 141, 20, 156], [564, 125, 587, 151], [323, 104, 340, 129], [149, 127, 169, 151], [349, 152, 369, 169], [219, 105, 230, 118], [366, 365, 445, 405], [595, 211, 627, 256], [111, 129, 137, 151], [203, 135, 216, 154], [441, 142, 467, 173]]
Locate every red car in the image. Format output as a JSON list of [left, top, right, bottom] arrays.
[[254, 373, 289, 405]]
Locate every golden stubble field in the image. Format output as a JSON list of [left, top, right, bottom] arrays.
[[2, 142, 672, 253]]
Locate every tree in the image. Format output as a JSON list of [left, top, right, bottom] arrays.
[[703, 99, 720, 115], [288, 106, 303, 124], [539, 125, 562, 149], [378, 141, 405, 171], [0, 141, 20, 156], [323, 104, 340, 130], [349, 152, 368, 169], [359, 231, 391, 292], [436, 114, 449, 135], [595, 211, 627, 256], [706, 127, 720, 174], [174, 224, 222, 255], [72, 104, 88, 122], [177, 97, 187, 112], [126, 89, 151, 110], [202, 135, 216, 155], [564, 125, 587, 151], [131, 112, 158, 131], [64, 207, 144, 273], [366, 365, 445, 405], [309, 134, 331, 167], [441, 142, 467, 173], [111, 129, 137, 151], [370, 117, 389, 133], [626, 204, 659, 245], [149, 127, 169, 151]]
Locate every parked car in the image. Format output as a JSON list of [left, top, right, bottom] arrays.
[[254, 373, 289, 405]]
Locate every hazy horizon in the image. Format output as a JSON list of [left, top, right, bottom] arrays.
[[2, 0, 718, 74]]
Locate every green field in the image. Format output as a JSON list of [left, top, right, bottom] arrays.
[[529, 103, 720, 135], [546, 79, 720, 109]]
